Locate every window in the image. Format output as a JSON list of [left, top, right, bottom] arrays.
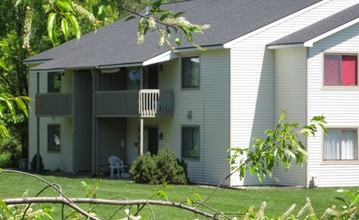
[[182, 57, 200, 88], [324, 54, 357, 86], [324, 128, 358, 161], [182, 126, 200, 158], [48, 72, 61, 93], [48, 124, 61, 152]]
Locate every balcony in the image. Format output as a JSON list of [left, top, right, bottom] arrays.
[[96, 89, 174, 117], [35, 93, 72, 116], [35, 90, 174, 118]]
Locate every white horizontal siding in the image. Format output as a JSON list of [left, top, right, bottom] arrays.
[[229, 0, 357, 186], [272, 47, 307, 186], [307, 22, 359, 187]]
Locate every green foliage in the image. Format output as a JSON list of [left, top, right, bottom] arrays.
[[229, 112, 327, 182], [132, 0, 210, 48], [334, 189, 359, 219], [130, 149, 188, 184], [0, 138, 22, 168], [0, 93, 28, 140], [30, 153, 44, 171], [130, 152, 156, 184]]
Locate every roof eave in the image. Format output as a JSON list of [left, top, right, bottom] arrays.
[[223, 0, 329, 49], [267, 43, 305, 49], [23, 59, 52, 65], [304, 17, 359, 47], [142, 50, 178, 66]]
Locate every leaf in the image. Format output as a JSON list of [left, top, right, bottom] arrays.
[[0, 60, 9, 71], [125, 15, 136, 22], [174, 11, 185, 18], [186, 197, 194, 206], [0, 199, 13, 217], [156, 190, 168, 200], [15, 0, 23, 7], [152, 0, 163, 10], [193, 193, 202, 202], [68, 15, 81, 40], [97, 5, 104, 17], [57, 0, 73, 12], [47, 12, 57, 44], [61, 18, 69, 40], [175, 37, 181, 46]]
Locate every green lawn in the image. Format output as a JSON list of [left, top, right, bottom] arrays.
[[0, 171, 357, 219]]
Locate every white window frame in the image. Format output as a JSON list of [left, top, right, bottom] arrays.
[[323, 128, 359, 163]]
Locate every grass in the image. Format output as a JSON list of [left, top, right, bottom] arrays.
[[0, 170, 358, 219]]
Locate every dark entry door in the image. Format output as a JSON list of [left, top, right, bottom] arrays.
[[147, 127, 158, 155], [148, 64, 158, 89]]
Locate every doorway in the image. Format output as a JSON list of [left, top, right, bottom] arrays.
[[143, 127, 158, 155]]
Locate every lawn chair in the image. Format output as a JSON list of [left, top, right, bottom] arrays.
[[108, 156, 124, 178]]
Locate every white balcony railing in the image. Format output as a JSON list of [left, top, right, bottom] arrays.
[[139, 89, 174, 117]]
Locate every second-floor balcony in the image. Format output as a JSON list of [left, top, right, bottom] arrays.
[[36, 89, 174, 118], [95, 89, 174, 118]]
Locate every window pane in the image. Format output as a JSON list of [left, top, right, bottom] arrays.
[[341, 130, 357, 160], [182, 128, 192, 157], [182, 127, 200, 158], [324, 129, 340, 160], [48, 125, 61, 152], [182, 57, 200, 88], [341, 55, 357, 85], [48, 72, 61, 93], [324, 55, 340, 85]]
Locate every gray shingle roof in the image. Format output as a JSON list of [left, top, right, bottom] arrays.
[[26, 0, 322, 71], [268, 3, 359, 47]]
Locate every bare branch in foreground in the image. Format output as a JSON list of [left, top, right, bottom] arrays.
[[3, 197, 218, 219]]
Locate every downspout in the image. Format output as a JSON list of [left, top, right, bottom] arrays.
[[91, 69, 97, 176], [36, 72, 40, 172], [305, 48, 309, 188], [139, 66, 144, 155]]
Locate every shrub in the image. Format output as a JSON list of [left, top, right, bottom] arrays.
[[129, 152, 156, 184], [130, 149, 188, 184], [30, 153, 44, 171]]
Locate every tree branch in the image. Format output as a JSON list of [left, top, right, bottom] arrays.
[[3, 197, 218, 219]]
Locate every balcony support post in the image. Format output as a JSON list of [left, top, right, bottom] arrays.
[[139, 118, 144, 155]]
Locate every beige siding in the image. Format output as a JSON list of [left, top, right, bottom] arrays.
[[307, 22, 359, 187], [273, 47, 307, 186], [28, 71, 73, 172], [229, 0, 357, 186]]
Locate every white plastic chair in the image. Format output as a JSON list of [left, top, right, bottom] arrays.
[[108, 156, 124, 178]]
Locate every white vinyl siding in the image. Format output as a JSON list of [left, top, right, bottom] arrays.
[[307, 22, 359, 187], [272, 47, 307, 186], [229, 0, 357, 186]]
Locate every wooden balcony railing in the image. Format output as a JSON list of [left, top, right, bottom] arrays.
[[139, 89, 174, 117]]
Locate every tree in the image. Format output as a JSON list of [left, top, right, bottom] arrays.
[[229, 112, 327, 182], [0, 114, 337, 219], [16, 0, 209, 48]]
